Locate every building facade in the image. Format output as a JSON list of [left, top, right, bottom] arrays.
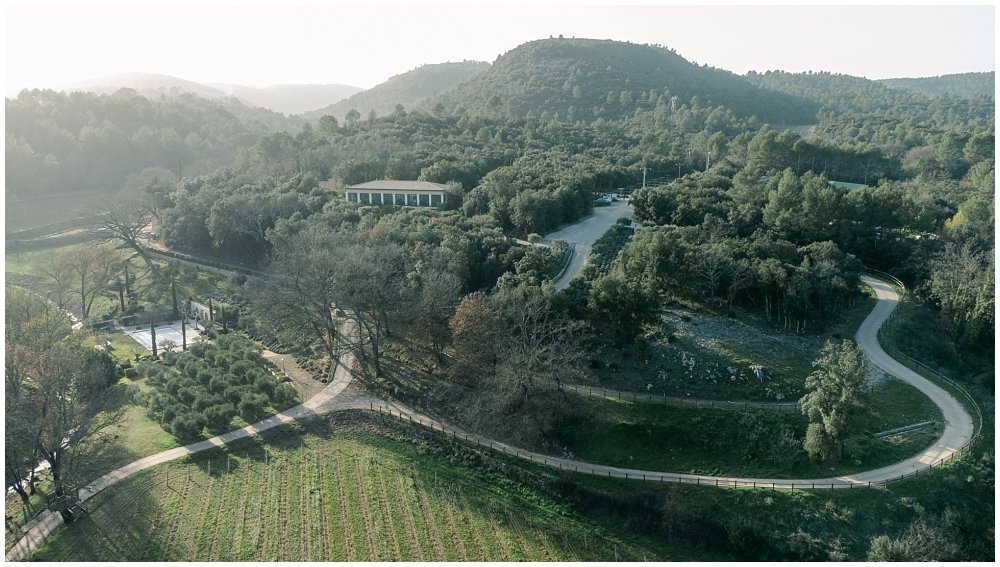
[[344, 180, 449, 208]]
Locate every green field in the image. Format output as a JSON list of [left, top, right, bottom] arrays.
[[552, 377, 943, 478], [30, 414, 692, 561]]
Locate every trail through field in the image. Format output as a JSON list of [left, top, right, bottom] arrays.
[[8, 275, 976, 561]]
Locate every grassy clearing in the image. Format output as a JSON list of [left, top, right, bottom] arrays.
[[560, 442, 993, 561], [31, 414, 693, 561], [592, 285, 877, 402], [551, 376, 942, 478], [77, 330, 150, 363], [4, 384, 178, 551], [880, 293, 994, 397]]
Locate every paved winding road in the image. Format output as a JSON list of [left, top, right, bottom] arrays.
[[542, 200, 634, 290], [7, 276, 976, 561]]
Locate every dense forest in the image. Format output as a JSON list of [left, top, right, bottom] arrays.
[[442, 38, 819, 123], [9, 39, 990, 357], [879, 71, 995, 98], [5, 88, 298, 200]]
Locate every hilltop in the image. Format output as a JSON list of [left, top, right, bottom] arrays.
[[436, 38, 819, 123]]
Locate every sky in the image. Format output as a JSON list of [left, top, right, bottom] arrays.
[[4, 2, 996, 96]]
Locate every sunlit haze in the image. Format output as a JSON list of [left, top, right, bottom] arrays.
[[4, 3, 994, 96]]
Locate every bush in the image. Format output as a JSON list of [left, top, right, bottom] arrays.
[[171, 412, 206, 440], [867, 535, 908, 561], [238, 392, 269, 420], [204, 404, 235, 430]]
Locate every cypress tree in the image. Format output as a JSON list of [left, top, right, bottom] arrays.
[[118, 279, 126, 313], [181, 317, 187, 351], [171, 282, 179, 319], [150, 320, 158, 359]]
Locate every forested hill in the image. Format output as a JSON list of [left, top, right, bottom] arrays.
[[744, 70, 995, 118], [436, 38, 819, 124], [5, 88, 288, 201], [302, 61, 490, 122], [879, 72, 995, 99]]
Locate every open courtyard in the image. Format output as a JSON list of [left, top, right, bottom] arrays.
[[121, 318, 204, 352]]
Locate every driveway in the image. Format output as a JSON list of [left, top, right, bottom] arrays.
[[542, 200, 634, 290]]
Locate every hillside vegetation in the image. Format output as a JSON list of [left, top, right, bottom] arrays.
[[879, 71, 995, 98], [303, 61, 490, 122], [441, 38, 819, 123]]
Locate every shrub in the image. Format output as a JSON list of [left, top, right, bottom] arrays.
[[238, 392, 269, 420], [204, 404, 235, 430], [171, 412, 206, 440]]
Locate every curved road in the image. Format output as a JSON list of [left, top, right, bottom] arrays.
[[7, 276, 976, 560], [542, 200, 634, 290], [356, 277, 974, 489]]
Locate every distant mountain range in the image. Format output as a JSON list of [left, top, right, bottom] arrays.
[[60, 72, 362, 115]]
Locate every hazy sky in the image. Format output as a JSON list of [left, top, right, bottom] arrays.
[[4, 2, 996, 96]]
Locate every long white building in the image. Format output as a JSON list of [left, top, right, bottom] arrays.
[[344, 180, 449, 208]]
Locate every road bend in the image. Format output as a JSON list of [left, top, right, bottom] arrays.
[[7, 276, 977, 560]]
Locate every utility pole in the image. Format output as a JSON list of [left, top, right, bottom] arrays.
[[705, 151, 711, 171], [642, 167, 649, 189]]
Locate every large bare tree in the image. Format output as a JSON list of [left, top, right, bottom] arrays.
[[6, 341, 123, 521], [99, 199, 158, 274], [255, 225, 348, 379], [450, 285, 590, 445]]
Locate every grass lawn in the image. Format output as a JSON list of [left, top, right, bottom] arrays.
[[592, 285, 877, 403], [77, 330, 150, 363], [30, 413, 702, 562], [550, 376, 942, 478]]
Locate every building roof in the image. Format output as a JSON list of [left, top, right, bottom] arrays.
[[345, 180, 449, 192]]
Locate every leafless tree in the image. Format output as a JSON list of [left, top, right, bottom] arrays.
[[8, 342, 123, 521]]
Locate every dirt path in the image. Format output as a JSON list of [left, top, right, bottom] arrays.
[[8, 276, 977, 561], [563, 384, 799, 411]]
